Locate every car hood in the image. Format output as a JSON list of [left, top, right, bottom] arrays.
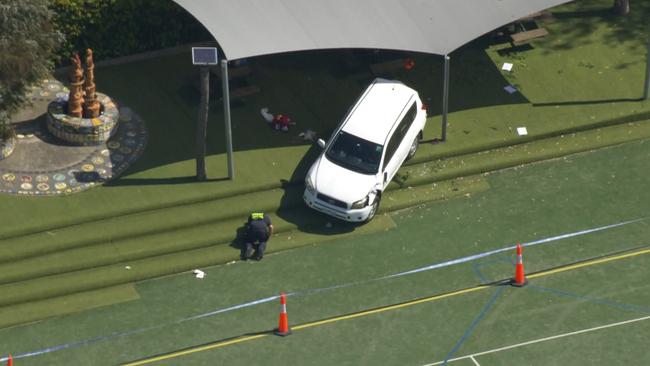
[[309, 155, 378, 204]]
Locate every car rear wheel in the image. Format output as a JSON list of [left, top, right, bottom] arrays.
[[406, 135, 419, 160]]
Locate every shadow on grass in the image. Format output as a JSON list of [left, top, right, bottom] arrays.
[[542, 3, 650, 54], [106, 176, 229, 186], [87, 44, 528, 179], [533, 97, 645, 107]]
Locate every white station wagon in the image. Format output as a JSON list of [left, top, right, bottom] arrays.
[[304, 78, 427, 222]]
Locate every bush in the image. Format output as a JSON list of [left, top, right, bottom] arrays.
[[52, 0, 212, 63], [0, 0, 62, 140], [0, 122, 16, 142]]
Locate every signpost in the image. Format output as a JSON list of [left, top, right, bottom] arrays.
[[191, 47, 230, 181]]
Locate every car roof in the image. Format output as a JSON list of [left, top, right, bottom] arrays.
[[341, 78, 417, 145]]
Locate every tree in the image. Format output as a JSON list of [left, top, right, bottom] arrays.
[[613, 0, 630, 15], [0, 0, 62, 141]]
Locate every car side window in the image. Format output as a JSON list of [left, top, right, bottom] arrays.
[[382, 102, 417, 170]]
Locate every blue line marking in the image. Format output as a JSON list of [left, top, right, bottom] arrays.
[[7, 218, 642, 361], [471, 262, 489, 283], [442, 287, 505, 365], [530, 285, 650, 314]]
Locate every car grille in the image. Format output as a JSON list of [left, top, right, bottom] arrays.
[[316, 193, 348, 209]]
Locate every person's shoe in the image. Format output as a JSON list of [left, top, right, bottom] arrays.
[[254, 255, 263, 261]]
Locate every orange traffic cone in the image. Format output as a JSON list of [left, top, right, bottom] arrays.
[[274, 293, 292, 336], [7, 354, 12, 366], [512, 243, 528, 287]]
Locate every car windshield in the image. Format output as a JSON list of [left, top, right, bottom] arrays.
[[325, 131, 383, 174]]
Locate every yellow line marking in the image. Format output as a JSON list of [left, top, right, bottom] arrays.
[[528, 248, 650, 279], [123, 246, 650, 365], [293, 286, 486, 331], [124, 334, 268, 366]]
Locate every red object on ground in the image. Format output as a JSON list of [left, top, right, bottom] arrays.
[[7, 354, 12, 366], [274, 293, 292, 336], [404, 58, 416, 70], [513, 243, 528, 287], [273, 114, 292, 127]]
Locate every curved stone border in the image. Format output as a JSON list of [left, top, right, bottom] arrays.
[[47, 93, 119, 145], [0, 80, 148, 196], [0, 137, 16, 160]]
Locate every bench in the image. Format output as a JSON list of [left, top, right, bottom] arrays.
[[369, 59, 406, 75], [229, 85, 261, 99], [510, 27, 549, 46]]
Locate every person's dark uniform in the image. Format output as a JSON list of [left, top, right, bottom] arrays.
[[242, 212, 273, 260]]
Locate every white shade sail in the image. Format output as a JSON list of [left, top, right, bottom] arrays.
[[173, 0, 572, 60]]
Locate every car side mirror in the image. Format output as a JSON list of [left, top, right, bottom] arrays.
[[383, 172, 388, 184], [317, 139, 326, 148]]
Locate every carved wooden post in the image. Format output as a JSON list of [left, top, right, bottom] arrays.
[[83, 49, 101, 118], [67, 53, 84, 118]]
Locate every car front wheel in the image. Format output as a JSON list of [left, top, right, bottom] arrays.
[[364, 194, 381, 223]]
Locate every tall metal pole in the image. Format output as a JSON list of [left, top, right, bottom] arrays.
[[441, 54, 450, 142], [643, 34, 650, 100], [195, 66, 209, 181], [221, 59, 235, 179]]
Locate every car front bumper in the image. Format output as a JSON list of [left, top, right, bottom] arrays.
[[303, 189, 372, 222]]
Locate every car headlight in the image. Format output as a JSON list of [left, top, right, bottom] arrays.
[[305, 176, 315, 194], [351, 196, 369, 209]]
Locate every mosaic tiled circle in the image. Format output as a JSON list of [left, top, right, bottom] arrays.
[[0, 80, 148, 196]]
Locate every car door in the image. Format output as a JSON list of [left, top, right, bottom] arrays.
[[381, 101, 417, 188]]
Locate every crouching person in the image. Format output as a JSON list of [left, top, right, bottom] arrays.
[[242, 212, 273, 261]]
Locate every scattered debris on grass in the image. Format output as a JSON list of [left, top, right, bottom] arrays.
[[192, 269, 205, 279], [504, 85, 518, 94]]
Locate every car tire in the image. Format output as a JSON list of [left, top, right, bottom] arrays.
[[406, 134, 419, 160], [364, 193, 381, 223]]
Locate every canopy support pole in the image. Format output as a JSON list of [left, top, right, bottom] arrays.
[[441, 54, 450, 142], [644, 32, 650, 100], [221, 59, 235, 180], [195, 66, 209, 181]]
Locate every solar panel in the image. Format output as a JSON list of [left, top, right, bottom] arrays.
[[192, 47, 218, 65]]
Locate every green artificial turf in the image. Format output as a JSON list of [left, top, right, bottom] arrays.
[[0, 285, 140, 330], [2, 135, 650, 365], [1, 0, 650, 329], [1, 0, 649, 239]]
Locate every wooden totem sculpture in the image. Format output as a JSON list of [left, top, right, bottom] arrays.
[[83, 49, 101, 118], [67, 53, 85, 118]]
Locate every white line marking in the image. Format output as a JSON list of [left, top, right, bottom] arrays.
[[424, 315, 650, 365], [470, 355, 481, 366]]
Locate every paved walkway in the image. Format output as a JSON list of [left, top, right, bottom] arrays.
[[0, 80, 148, 196]]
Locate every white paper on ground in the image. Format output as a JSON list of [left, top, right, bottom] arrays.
[[193, 269, 206, 279], [260, 107, 274, 122], [502, 62, 513, 71], [517, 127, 528, 136], [299, 129, 317, 141]]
